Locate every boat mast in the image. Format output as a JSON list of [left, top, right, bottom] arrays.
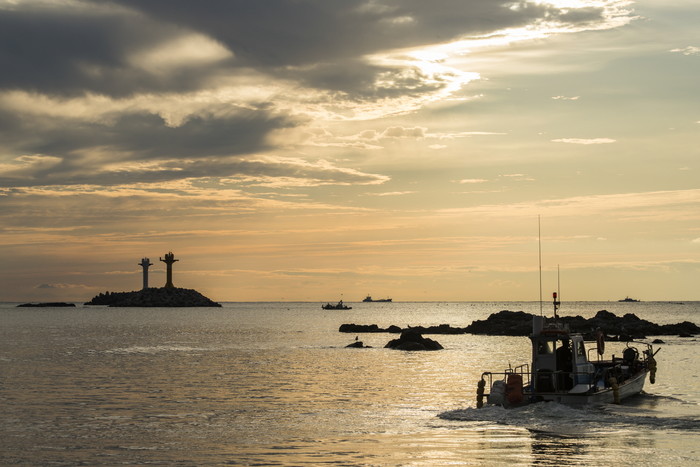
[[538, 216, 543, 316], [553, 264, 561, 320]]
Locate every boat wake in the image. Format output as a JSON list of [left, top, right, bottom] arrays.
[[440, 397, 700, 434]]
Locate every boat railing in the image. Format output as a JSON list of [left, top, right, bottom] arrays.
[[481, 367, 607, 399], [586, 340, 655, 365], [478, 364, 531, 405], [480, 363, 531, 386]]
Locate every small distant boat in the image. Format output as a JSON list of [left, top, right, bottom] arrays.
[[476, 293, 658, 408], [362, 295, 392, 302], [619, 296, 640, 302], [322, 300, 351, 310]]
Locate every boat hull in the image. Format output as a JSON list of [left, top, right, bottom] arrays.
[[529, 370, 647, 406]]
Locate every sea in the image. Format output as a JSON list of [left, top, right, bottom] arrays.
[[1, 300, 699, 466]]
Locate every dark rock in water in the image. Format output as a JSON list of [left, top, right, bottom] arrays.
[[341, 309, 700, 338], [464, 310, 531, 336], [84, 287, 221, 307], [339, 323, 386, 333], [17, 302, 76, 307], [345, 341, 371, 348], [385, 330, 443, 351], [652, 339, 665, 344], [679, 333, 694, 338], [339, 323, 465, 334]]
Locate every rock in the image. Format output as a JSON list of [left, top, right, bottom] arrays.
[[341, 310, 700, 338], [339, 323, 464, 334], [339, 323, 385, 333], [84, 287, 221, 307], [345, 341, 371, 348], [652, 339, 665, 344], [464, 310, 531, 336], [384, 330, 443, 351], [17, 302, 76, 307]]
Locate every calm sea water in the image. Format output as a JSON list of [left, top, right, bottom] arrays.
[[1, 301, 699, 465]]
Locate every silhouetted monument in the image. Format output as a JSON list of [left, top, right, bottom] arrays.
[[159, 251, 179, 288], [138, 257, 153, 290], [85, 252, 221, 307]]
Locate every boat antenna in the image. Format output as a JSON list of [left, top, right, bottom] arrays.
[[538, 215, 543, 316]]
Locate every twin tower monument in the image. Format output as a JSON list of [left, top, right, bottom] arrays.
[[85, 251, 221, 306], [138, 252, 178, 290]]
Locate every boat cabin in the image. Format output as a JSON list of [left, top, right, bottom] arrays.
[[531, 315, 595, 394]]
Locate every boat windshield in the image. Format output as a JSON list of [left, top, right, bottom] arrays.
[[537, 341, 554, 355], [576, 340, 586, 357]]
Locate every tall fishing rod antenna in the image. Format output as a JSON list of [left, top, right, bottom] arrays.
[[538, 215, 543, 316]]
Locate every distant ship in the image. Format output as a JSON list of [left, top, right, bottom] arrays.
[[362, 295, 392, 302], [618, 296, 640, 302], [322, 300, 351, 310]]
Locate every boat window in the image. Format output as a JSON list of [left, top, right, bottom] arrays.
[[577, 341, 586, 357], [537, 341, 554, 355]]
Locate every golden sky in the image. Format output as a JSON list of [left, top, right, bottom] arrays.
[[1, 0, 698, 301]]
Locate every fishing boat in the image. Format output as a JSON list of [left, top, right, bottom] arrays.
[[619, 296, 640, 302], [362, 295, 392, 302], [476, 293, 658, 408], [322, 300, 351, 310]]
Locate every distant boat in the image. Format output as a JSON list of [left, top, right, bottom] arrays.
[[362, 295, 392, 302], [322, 300, 351, 310], [619, 297, 640, 302]]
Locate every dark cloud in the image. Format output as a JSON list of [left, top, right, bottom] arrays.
[[285, 59, 445, 98], [107, 0, 557, 66], [0, 6, 230, 97], [0, 107, 300, 186], [0, 1, 608, 97], [0, 0, 616, 189]]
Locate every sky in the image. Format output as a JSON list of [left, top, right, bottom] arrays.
[[1, 0, 698, 302]]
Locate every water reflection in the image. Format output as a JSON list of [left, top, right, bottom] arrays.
[[1, 302, 700, 465], [529, 430, 589, 465]]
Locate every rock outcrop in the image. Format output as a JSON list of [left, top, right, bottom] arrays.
[[341, 309, 700, 338], [84, 287, 221, 307], [17, 302, 76, 307], [384, 329, 444, 351]]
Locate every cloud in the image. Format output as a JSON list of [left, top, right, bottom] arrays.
[[0, 1, 639, 205], [381, 126, 427, 138], [35, 283, 89, 289], [0, 107, 302, 187], [366, 191, 416, 197], [457, 178, 488, 184], [500, 174, 534, 181], [0, 0, 634, 102], [552, 95, 580, 100], [427, 131, 506, 139], [435, 189, 700, 222], [0, 3, 237, 98], [670, 46, 700, 56], [321, 127, 503, 148], [552, 138, 616, 145]]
